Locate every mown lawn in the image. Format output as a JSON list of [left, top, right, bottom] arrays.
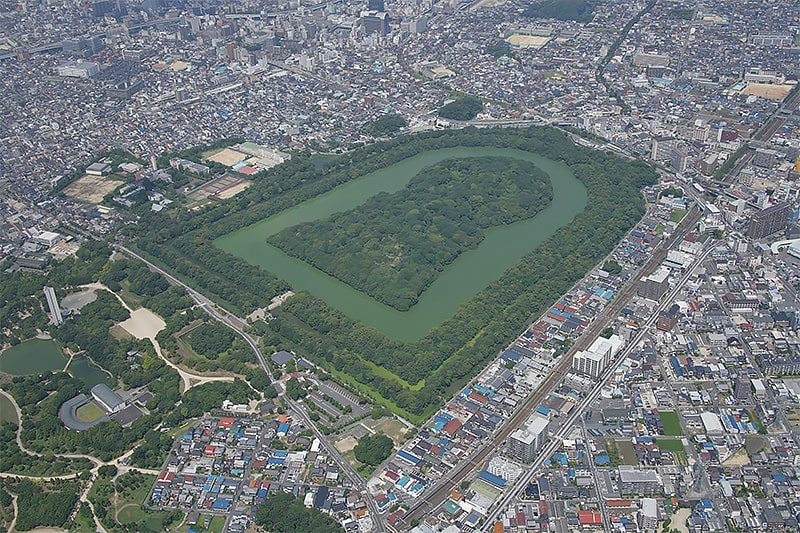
[[659, 411, 683, 436]]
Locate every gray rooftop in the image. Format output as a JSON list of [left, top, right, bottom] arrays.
[[270, 350, 294, 366], [91, 383, 124, 411]]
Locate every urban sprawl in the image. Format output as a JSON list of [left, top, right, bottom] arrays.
[[2, 0, 800, 532]]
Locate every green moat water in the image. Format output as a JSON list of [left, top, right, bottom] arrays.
[[216, 147, 587, 341]]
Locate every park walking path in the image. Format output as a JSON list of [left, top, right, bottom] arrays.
[[80, 283, 233, 392], [1, 390, 156, 533]]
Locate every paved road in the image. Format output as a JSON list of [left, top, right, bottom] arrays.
[[397, 205, 702, 528], [115, 244, 386, 531], [481, 243, 714, 530]]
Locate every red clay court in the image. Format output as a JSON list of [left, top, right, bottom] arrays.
[[200, 174, 244, 195]]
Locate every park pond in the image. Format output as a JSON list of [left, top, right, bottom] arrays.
[[216, 146, 587, 341], [0, 338, 66, 375], [0, 339, 113, 389], [66, 355, 113, 389]]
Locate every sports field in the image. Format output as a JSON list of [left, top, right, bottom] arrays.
[[206, 147, 247, 166], [201, 174, 243, 195], [63, 174, 123, 203], [741, 83, 792, 100], [76, 400, 106, 422]]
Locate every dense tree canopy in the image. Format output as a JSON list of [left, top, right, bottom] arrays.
[[438, 96, 484, 121], [354, 433, 393, 466], [268, 157, 552, 310], [178, 380, 256, 419], [0, 239, 111, 345], [184, 321, 237, 359], [484, 42, 516, 59], [255, 492, 344, 533], [0, 422, 92, 476], [285, 377, 307, 401], [524, 0, 595, 21], [7, 479, 80, 531], [365, 114, 407, 136]]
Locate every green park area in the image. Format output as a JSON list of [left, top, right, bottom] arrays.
[[90, 471, 183, 532], [659, 411, 684, 436], [136, 127, 656, 422], [217, 144, 586, 341], [670, 208, 688, 223]]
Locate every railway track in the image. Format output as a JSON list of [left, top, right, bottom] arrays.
[[397, 205, 702, 528]]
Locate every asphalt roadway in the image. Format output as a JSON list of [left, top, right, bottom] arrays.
[[395, 205, 702, 529]]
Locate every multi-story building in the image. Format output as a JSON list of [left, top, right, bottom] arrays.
[[656, 304, 680, 331], [55, 60, 100, 78], [651, 137, 677, 161], [43, 286, 63, 326], [361, 11, 389, 35], [507, 414, 549, 462], [748, 202, 790, 239], [640, 498, 659, 530], [572, 335, 624, 378], [638, 267, 670, 301]]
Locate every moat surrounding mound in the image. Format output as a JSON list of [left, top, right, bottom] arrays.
[[140, 126, 656, 420], [267, 157, 553, 311]]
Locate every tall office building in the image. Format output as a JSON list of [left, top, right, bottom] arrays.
[[361, 10, 389, 35], [748, 202, 790, 239], [44, 286, 63, 326], [367, 0, 384, 11]]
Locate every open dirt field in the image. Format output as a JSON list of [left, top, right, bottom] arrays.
[[742, 83, 793, 100], [216, 181, 251, 199], [206, 147, 247, 166], [334, 435, 358, 454], [723, 447, 750, 466], [119, 308, 165, 340], [506, 34, 551, 49], [63, 175, 123, 203], [375, 418, 409, 446], [669, 508, 691, 533]]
